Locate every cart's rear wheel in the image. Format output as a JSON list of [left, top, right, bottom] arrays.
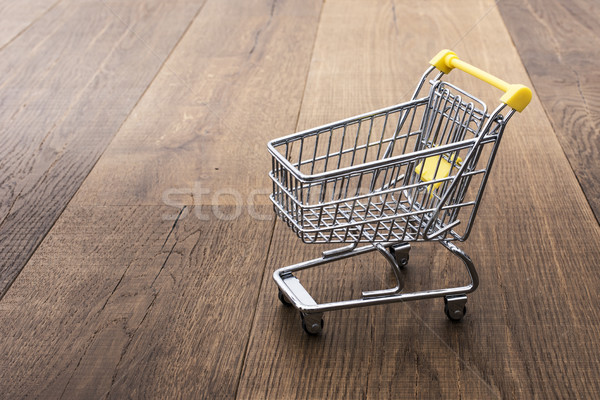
[[300, 312, 323, 335], [277, 289, 292, 306], [444, 294, 468, 321]]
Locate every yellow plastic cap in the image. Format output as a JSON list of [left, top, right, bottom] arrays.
[[429, 49, 458, 74], [500, 84, 532, 113]]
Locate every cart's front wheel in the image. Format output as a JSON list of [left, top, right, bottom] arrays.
[[278, 289, 292, 306], [300, 312, 324, 335]]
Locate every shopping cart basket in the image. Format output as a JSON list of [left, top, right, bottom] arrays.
[[268, 50, 531, 334]]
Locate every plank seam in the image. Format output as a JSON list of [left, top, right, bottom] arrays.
[[0, 0, 64, 52], [0, 20, 135, 233], [233, 2, 326, 397], [232, 217, 277, 400], [104, 208, 186, 399], [289, 1, 326, 134], [498, 4, 600, 227], [58, 206, 186, 399], [0, 0, 211, 302]]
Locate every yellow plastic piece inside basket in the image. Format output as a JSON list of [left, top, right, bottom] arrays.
[[415, 154, 463, 197]]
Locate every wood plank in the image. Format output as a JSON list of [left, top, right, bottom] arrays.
[[0, 206, 273, 398], [0, 0, 59, 48], [0, 0, 208, 297], [69, 0, 323, 207], [2, 0, 599, 398], [498, 0, 600, 222], [0, 206, 175, 398], [100, 207, 274, 399], [0, 0, 322, 397], [237, 0, 600, 398]]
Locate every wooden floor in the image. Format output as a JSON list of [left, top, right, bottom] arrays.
[[1, 0, 598, 398]]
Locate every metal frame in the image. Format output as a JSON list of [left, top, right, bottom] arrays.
[[274, 240, 477, 333], [269, 65, 516, 334]]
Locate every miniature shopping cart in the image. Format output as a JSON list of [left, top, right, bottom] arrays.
[[268, 50, 531, 334]]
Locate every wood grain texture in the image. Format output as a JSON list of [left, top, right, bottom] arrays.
[[70, 0, 323, 207], [0, 0, 208, 297], [0, 206, 274, 399], [0, 0, 59, 48], [498, 0, 600, 222], [0, 206, 176, 398], [1, 0, 599, 398], [237, 0, 600, 398], [101, 207, 273, 399], [0, 0, 322, 398]]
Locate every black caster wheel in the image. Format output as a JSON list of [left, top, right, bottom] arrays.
[[444, 295, 467, 322], [278, 289, 292, 306], [300, 312, 324, 335], [444, 303, 467, 322]]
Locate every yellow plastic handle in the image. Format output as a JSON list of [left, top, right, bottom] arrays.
[[429, 49, 531, 112]]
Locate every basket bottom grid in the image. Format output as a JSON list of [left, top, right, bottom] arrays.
[[296, 193, 439, 243]]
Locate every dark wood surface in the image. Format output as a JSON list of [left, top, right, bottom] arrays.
[[0, 205, 275, 398], [498, 0, 600, 222], [69, 0, 322, 206], [0, 0, 208, 298], [0, 0, 322, 398], [0, 0, 598, 398]]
